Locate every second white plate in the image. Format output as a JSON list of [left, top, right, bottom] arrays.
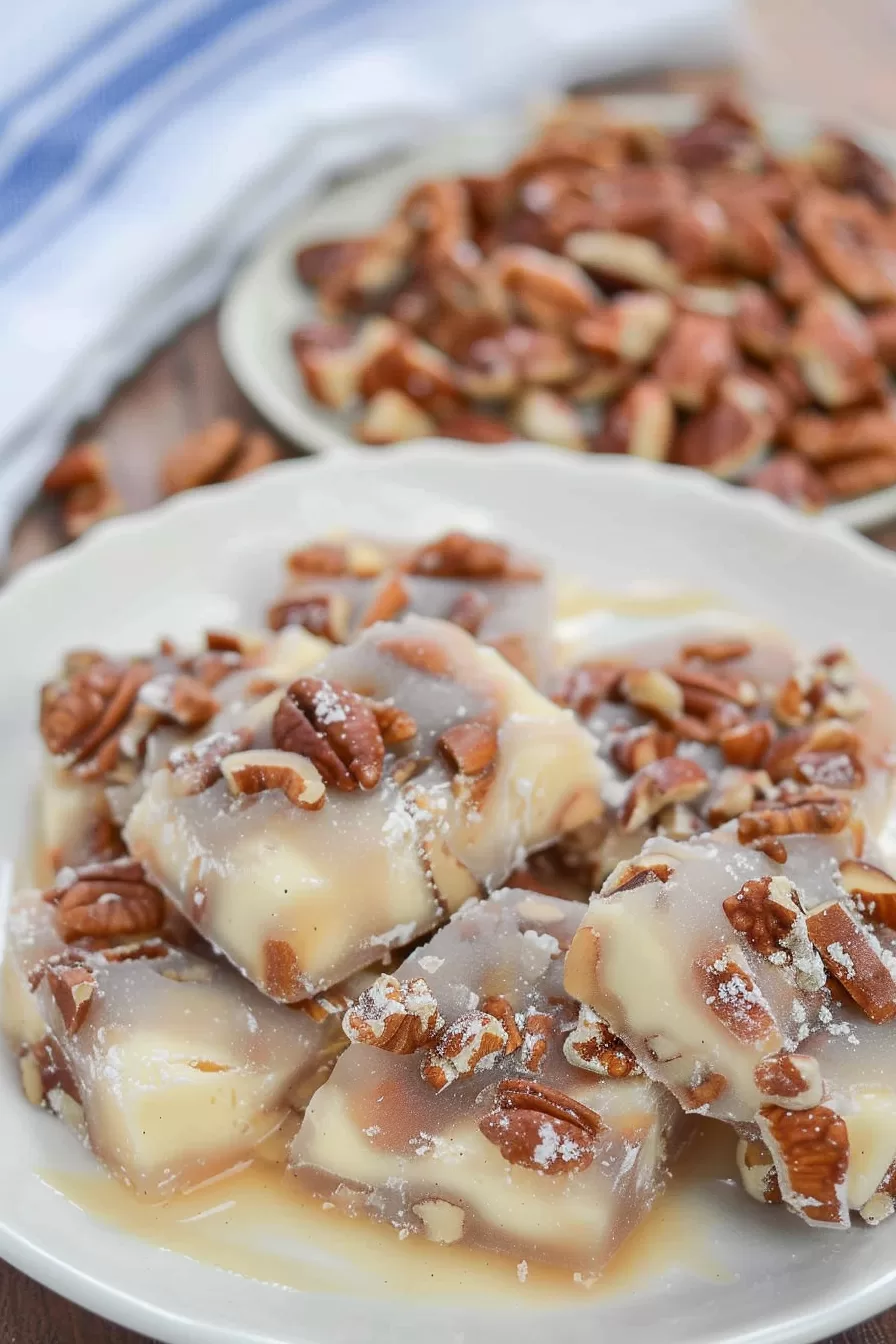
[[219, 93, 896, 532]]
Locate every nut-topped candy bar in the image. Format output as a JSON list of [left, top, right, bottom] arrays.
[[563, 823, 896, 1129], [36, 626, 328, 872], [549, 630, 893, 890], [291, 889, 685, 1272], [268, 530, 553, 684], [125, 615, 602, 1002], [1, 863, 347, 1197]]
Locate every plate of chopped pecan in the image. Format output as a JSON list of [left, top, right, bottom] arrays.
[[220, 91, 896, 528], [4, 444, 896, 1344]]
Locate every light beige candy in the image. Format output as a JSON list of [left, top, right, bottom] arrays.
[[125, 616, 602, 1001], [1, 885, 344, 1197], [563, 829, 878, 1124], [291, 889, 685, 1274]]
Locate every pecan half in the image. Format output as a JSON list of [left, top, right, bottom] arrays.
[[46, 858, 166, 944], [722, 875, 801, 957], [40, 655, 153, 771], [437, 719, 498, 775], [796, 187, 896, 305], [757, 1104, 850, 1227], [272, 678, 384, 790], [479, 1078, 603, 1174], [221, 748, 326, 810], [806, 900, 896, 1023], [737, 795, 851, 843], [563, 1003, 642, 1078], [167, 727, 254, 795], [343, 974, 444, 1053]]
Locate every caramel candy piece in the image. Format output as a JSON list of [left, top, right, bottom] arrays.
[[1, 889, 344, 1197], [291, 890, 683, 1272], [125, 617, 602, 1001]]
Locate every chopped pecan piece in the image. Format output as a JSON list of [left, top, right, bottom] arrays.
[[370, 701, 418, 747], [139, 673, 219, 730], [683, 1071, 728, 1109], [796, 187, 896, 305], [733, 283, 789, 363], [46, 858, 166, 944], [513, 388, 587, 451], [437, 719, 498, 775], [619, 666, 684, 720], [272, 677, 384, 791], [806, 900, 896, 1023], [160, 419, 246, 495], [355, 389, 436, 445], [379, 635, 454, 677], [343, 974, 444, 1053], [757, 1103, 850, 1227], [221, 748, 326, 810], [653, 311, 736, 411], [591, 378, 674, 461], [839, 859, 896, 930], [563, 1003, 642, 1078], [693, 949, 778, 1043], [611, 722, 677, 774], [674, 378, 771, 479], [718, 719, 776, 768], [421, 1010, 508, 1091], [737, 1137, 782, 1205], [565, 229, 678, 292], [619, 756, 710, 831], [407, 531, 512, 580], [705, 767, 772, 826], [822, 452, 896, 501], [519, 1009, 553, 1073], [267, 592, 351, 642], [791, 290, 883, 409], [722, 875, 802, 957], [286, 541, 349, 577], [360, 575, 411, 628], [746, 453, 827, 513], [45, 963, 97, 1034], [575, 292, 673, 363], [167, 727, 254, 795], [479, 995, 524, 1055], [737, 793, 851, 843], [445, 589, 491, 635], [554, 660, 625, 718], [754, 1053, 823, 1107]]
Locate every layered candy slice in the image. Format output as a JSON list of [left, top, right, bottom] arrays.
[[291, 888, 686, 1274], [549, 629, 894, 891], [268, 530, 553, 684], [36, 626, 328, 872], [563, 819, 896, 1128], [1, 861, 347, 1197], [125, 615, 602, 1002]]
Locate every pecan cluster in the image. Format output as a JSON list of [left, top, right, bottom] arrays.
[[291, 93, 896, 508]]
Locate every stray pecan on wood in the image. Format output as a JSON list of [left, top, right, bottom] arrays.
[[272, 677, 384, 790], [43, 442, 124, 539], [479, 1078, 604, 1174], [45, 858, 166, 944], [160, 419, 280, 495], [343, 973, 444, 1052]]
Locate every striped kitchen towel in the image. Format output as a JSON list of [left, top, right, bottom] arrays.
[[0, 0, 732, 550]]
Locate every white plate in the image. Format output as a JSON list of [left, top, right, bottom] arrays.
[[3, 444, 896, 1344], [219, 92, 896, 533]]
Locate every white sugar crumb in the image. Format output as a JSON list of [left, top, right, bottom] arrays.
[[398, 1227, 410, 1241], [369, 922, 417, 948], [517, 1259, 529, 1283], [522, 929, 560, 956], [312, 683, 347, 725], [826, 941, 855, 979], [363, 1125, 382, 1137], [418, 955, 445, 974]]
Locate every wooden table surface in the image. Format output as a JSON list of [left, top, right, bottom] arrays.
[[5, 63, 896, 1344]]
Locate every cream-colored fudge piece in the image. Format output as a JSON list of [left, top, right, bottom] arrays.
[[564, 829, 876, 1125], [269, 531, 553, 685], [125, 616, 602, 1002], [291, 889, 685, 1273], [1, 884, 344, 1197]]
